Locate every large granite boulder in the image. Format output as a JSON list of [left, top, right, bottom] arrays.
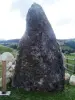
[[12, 3, 65, 91]]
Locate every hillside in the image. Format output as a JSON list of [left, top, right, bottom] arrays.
[[0, 45, 13, 54], [0, 39, 19, 45], [0, 39, 20, 49], [58, 39, 75, 53], [0, 38, 75, 53], [58, 38, 75, 46]]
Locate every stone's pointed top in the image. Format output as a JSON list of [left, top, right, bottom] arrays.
[[31, 3, 42, 9], [30, 3, 43, 13], [26, 3, 56, 39], [27, 3, 44, 17], [31, 3, 40, 7]]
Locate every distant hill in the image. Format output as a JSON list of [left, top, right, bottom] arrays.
[[0, 38, 75, 53], [0, 38, 75, 45], [57, 38, 75, 45], [0, 39, 19, 44], [57, 38, 75, 53], [0, 39, 20, 50]]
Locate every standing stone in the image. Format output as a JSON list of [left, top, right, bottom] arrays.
[[12, 3, 65, 91]]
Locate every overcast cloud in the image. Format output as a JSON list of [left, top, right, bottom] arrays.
[[0, 0, 75, 39]]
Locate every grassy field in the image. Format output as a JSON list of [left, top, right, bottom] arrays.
[[0, 85, 74, 100], [65, 54, 75, 60], [0, 45, 13, 54]]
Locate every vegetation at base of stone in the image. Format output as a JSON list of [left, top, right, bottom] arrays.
[[0, 85, 75, 100], [0, 45, 13, 54]]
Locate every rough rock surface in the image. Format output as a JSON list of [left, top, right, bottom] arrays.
[[13, 3, 65, 91]]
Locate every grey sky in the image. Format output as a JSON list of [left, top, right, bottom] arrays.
[[56, 18, 72, 26], [0, 0, 75, 39], [11, 0, 58, 18]]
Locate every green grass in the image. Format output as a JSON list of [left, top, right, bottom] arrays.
[[0, 85, 74, 100], [65, 54, 75, 65], [0, 45, 13, 54], [65, 55, 75, 60], [70, 53, 75, 56]]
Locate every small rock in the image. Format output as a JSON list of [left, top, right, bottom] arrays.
[[69, 75, 75, 85], [65, 73, 70, 80], [65, 73, 70, 84]]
